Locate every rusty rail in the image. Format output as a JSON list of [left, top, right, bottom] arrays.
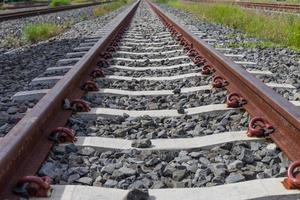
[[0, 1, 112, 21], [188, 0, 300, 13], [238, 2, 300, 12], [148, 1, 300, 161], [0, 1, 139, 198]]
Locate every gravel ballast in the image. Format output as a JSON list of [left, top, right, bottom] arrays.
[[0, 6, 128, 137]]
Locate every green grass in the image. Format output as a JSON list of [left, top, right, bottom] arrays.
[[162, 1, 300, 50], [22, 23, 63, 43], [92, 0, 129, 17], [49, 0, 71, 7]]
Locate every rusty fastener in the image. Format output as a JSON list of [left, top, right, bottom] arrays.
[[212, 76, 229, 88], [247, 117, 275, 137], [184, 43, 193, 51], [226, 93, 247, 108], [187, 49, 198, 57], [49, 127, 77, 143], [201, 64, 215, 75], [193, 56, 206, 66], [71, 99, 91, 112], [282, 160, 300, 189], [97, 59, 109, 68], [99, 52, 112, 59], [175, 34, 183, 41], [180, 38, 188, 46], [111, 41, 119, 47], [106, 46, 116, 52], [14, 176, 52, 198], [90, 69, 105, 78], [82, 81, 99, 91]]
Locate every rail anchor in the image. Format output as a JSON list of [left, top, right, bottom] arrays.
[[91, 69, 105, 78], [247, 117, 274, 137], [71, 99, 91, 112], [49, 127, 77, 143], [226, 93, 247, 108], [13, 176, 52, 198], [283, 160, 300, 189], [201, 64, 215, 75], [212, 76, 229, 88], [82, 80, 99, 91]]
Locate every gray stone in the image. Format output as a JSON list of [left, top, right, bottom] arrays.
[[39, 162, 62, 179], [145, 157, 160, 166], [163, 165, 176, 176], [209, 163, 226, 177], [65, 144, 78, 153], [131, 139, 152, 148], [101, 164, 116, 174], [151, 181, 165, 189], [189, 151, 202, 158], [75, 177, 93, 185], [225, 173, 245, 184], [126, 189, 149, 200], [266, 143, 277, 155], [104, 179, 118, 188], [78, 147, 95, 156], [238, 148, 254, 164], [199, 157, 210, 165], [157, 130, 167, 138], [68, 173, 80, 183], [227, 160, 243, 171], [172, 169, 186, 181], [119, 166, 136, 176]]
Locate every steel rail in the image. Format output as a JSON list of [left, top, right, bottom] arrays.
[[148, 1, 300, 161], [0, 1, 112, 21], [188, 0, 300, 12], [0, 1, 140, 198], [238, 2, 300, 12]]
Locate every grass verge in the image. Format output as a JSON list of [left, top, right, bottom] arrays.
[[49, 0, 71, 7], [22, 23, 64, 43], [92, 0, 129, 17], [161, 0, 300, 50]]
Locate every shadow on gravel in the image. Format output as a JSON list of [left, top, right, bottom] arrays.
[[0, 37, 85, 137]]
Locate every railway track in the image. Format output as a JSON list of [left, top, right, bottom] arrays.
[[0, 1, 111, 21], [1, 0, 300, 199], [188, 0, 300, 13], [237, 1, 300, 13]]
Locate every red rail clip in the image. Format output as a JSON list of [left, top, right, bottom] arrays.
[[282, 160, 300, 189], [97, 59, 109, 68], [99, 52, 112, 59], [226, 93, 247, 108], [91, 69, 105, 78], [49, 127, 77, 143], [14, 176, 52, 198], [212, 76, 229, 88], [247, 117, 274, 137], [71, 99, 91, 112], [193, 56, 206, 66], [180, 38, 188, 46], [201, 64, 215, 75], [106, 46, 116, 52], [82, 80, 99, 91], [175, 34, 183, 42], [111, 41, 119, 47], [187, 49, 198, 57], [183, 43, 193, 51]]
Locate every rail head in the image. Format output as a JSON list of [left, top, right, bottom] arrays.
[[147, 0, 300, 161], [0, 1, 140, 198]]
